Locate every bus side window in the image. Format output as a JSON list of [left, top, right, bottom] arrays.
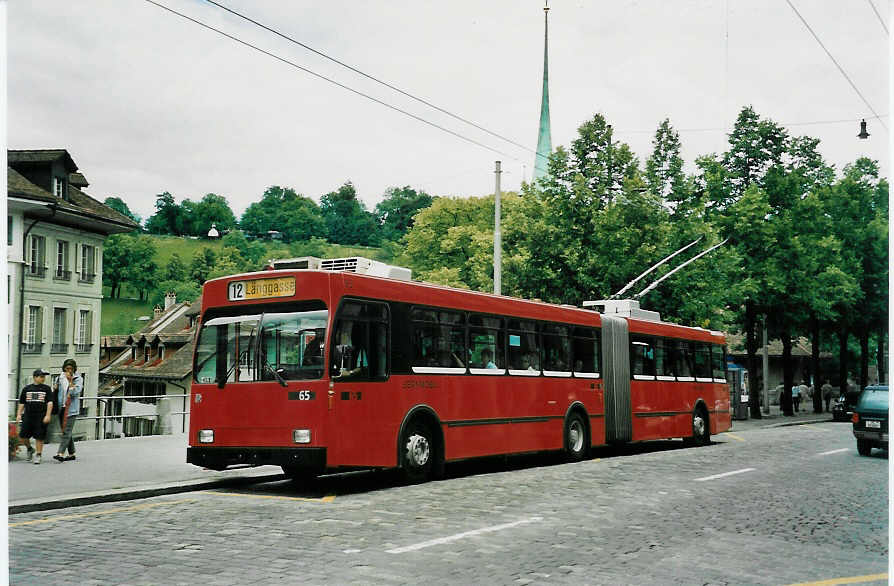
[[571, 327, 600, 377], [630, 336, 656, 379], [674, 340, 694, 379], [331, 300, 389, 380], [542, 323, 570, 374], [711, 344, 726, 380], [654, 338, 674, 379], [507, 319, 539, 374], [693, 342, 712, 379]]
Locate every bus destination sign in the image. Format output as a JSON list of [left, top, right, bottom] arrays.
[[227, 277, 296, 301]]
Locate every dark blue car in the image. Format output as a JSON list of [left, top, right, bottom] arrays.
[[852, 385, 888, 456]]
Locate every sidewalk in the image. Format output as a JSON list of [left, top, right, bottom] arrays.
[[7, 434, 283, 514], [8, 408, 835, 514], [729, 404, 834, 432]]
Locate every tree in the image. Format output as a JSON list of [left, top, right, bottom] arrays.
[[193, 193, 237, 236], [149, 279, 202, 307], [144, 192, 182, 235], [320, 182, 379, 245], [103, 196, 141, 227], [240, 186, 325, 242], [164, 252, 188, 282], [222, 230, 267, 269], [644, 119, 686, 202], [206, 247, 246, 281], [190, 247, 217, 287], [124, 236, 159, 300], [374, 186, 434, 241], [102, 234, 133, 298]]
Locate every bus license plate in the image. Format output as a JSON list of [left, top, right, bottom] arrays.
[[228, 277, 296, 301], [866, 420, 881, 429]]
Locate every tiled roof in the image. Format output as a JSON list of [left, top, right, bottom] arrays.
[[8, 149, 77, 170], [69, 172, 89, 188], [8, 165, 138, 230], [104, 340, 195, 380], [101, 335, 131, 348]]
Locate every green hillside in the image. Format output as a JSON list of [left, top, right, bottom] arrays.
[[101, 234, 393, 335]]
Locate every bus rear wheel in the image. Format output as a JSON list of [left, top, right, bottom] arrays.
[[401, 421, 435, 483], [564, 413, 588, 462], [683, 406, 710, 447]]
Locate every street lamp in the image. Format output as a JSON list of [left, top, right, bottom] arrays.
[[857, 119, 870, 139]]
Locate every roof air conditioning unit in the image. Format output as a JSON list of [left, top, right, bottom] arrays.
[[320, 257, 412, 281], [270, 256, 321, 270], [582, 299, 662, 322]]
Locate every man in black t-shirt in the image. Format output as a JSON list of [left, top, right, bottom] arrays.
[[16, 368, 54, 464]]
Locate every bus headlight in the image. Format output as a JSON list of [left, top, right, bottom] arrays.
[[293, 429, 311, 444], [198, 429, 215, 443]]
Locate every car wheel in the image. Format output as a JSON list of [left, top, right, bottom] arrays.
[[401, 420, 436, 483], [857, 439, 873, 456], [564, 412, 588, 462]]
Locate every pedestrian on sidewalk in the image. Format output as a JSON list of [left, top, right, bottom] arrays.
[[54, 358, 82, 463], [799, 380, 809, 411], [791, 383, 801, 413], [15, 369, 54, 464], [822, 380, 833, 412]]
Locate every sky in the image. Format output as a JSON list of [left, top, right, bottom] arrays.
[[7, 0, 890, 223]]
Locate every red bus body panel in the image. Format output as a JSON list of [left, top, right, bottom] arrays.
[[189, 269, 729, 472]]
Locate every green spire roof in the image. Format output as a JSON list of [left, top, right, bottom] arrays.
[[533, 3, 552, 181]]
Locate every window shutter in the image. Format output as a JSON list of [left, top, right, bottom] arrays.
[[22, 305, 31, 344], [74, 309, 80, 345], [74, 243, 80, 273], [24, 235, 31, 266], [40, 306, 47, 343]]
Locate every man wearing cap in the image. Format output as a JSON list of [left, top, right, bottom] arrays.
[[15, 369, 54, 464]]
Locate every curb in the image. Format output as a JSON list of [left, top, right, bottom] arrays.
[[9, 472, 285, 515]]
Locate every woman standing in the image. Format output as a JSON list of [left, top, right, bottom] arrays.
[[54, 358, 82, 462]]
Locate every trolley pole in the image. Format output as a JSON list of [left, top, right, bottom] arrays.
[[494, 160, 502, 295]]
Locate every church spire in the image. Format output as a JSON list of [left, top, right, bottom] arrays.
[[533, 1, 552, 181]]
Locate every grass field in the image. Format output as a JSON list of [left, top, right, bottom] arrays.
[[101, 297, 156, 336]]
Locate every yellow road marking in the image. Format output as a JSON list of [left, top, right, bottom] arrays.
[[9, 498, 195, 528], [786, 572, 888, 585], [723, 432, 745, 441], [199, 491, 335, 503]]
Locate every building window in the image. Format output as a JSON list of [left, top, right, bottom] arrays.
[[54, 240, 71, 280], [7, 216, 12, 246], [52, 308, 68, 354], [26, 235, 46, 278], [53, 176, 64, 197], [79, 245, 96, 283], [159, 345, 165, 361], [23, 305, 42, 353], [76, 309, 93, 353], [79, 373, 89, 416]]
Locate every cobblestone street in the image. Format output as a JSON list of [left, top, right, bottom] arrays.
[[9, 422, 887, 585]]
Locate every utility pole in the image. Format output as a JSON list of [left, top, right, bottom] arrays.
[[762, 316, 770, 414], [494, 160, 502, 295]]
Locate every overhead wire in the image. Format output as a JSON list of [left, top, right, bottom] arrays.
[[143, 0, 524, 162], [866, 0, 889, 35], [204, 0, 540, 159], [785, 0, 887, 131]]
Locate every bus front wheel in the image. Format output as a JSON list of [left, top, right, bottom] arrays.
[[401, 421, 435, 483]]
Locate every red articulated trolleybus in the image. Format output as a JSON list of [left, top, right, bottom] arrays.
[[187, 257, 731, 482]]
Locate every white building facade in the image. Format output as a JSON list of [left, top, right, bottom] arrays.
[[8, 150, 138, 440]]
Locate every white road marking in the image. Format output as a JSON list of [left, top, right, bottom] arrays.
[[817, 448, 849, 456], [386, 516, 544, 554], [694, 468, 756, 482]]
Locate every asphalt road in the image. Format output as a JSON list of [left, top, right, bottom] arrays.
[[9, 422, 888, 585]]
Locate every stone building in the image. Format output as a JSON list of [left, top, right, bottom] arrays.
[[8, 149, 138, 440]]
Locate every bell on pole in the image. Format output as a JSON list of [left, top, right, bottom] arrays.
[[857, 119, 870, 139]]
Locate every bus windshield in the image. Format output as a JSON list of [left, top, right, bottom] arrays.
[[195, 304, 328, 384]]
